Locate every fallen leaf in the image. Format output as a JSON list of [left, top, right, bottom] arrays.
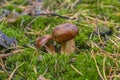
[[0, 31, 17, 49], [23, 0, 43, 16], [5, 12, 20, 23]]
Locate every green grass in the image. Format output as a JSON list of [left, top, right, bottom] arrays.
[[0, 0, 120, 80]]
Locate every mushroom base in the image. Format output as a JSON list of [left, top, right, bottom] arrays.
[[45, 43, 55, 54], [61, 39, 75, 54]]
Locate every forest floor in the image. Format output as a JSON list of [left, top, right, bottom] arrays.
[[0, 0, 120, 80]]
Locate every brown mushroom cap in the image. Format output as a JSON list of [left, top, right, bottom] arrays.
[[52, 23, 79, 43], [35, 35, 52, 48]]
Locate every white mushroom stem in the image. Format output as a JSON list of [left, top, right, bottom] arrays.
[[44, 43, 55, 54], [61, 39, 75, 54]]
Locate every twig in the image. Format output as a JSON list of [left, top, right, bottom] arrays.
[[42, 68, 48, 76], [0, 59, 9, 76], [90, 44, 104, 80], [0, 49, 23, 58], [113, 35, 120, 40], [107, 75, 120, 78], [70, 64, 83, 76], [109, 38, 119, 48], [92, 53, 104, 80], [33, 65, 37, 74], [96, 27, 105, 46], [8, 62, 24, 80], [38, 12, 76, 20], [91, 41, 119, 67], [26, 17, 38, 28], [103, 57, 107, 80], [16, 70, 25, 78], [108, 67, 114, 80]]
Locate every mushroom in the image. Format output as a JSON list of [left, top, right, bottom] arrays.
[[52, 23, 79, 54], [35, 35, 55, 54]]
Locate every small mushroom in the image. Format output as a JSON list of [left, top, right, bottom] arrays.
[[52, 23, 79, 54], [35, 35, 55, 54]]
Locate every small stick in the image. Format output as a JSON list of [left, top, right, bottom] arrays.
[[109, 38, 119, 48], [37, 12, 76, 20], [91, 49, 104, 80], [0, 49, 23, 58], [103, 57, 107, 80], [8, 62, 24, 80], [107, 75, 120, 78], [70, 64, 83, 76], [0, 59, 9, 76], [91, 41, 119, 67], [92, 55, 104, 80]]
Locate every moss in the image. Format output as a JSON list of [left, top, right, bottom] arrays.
[[0, 0, 120, 80]]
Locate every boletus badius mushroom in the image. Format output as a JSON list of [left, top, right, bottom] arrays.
[[52, 23, 79, 54], [35, 35, 55, 54]]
